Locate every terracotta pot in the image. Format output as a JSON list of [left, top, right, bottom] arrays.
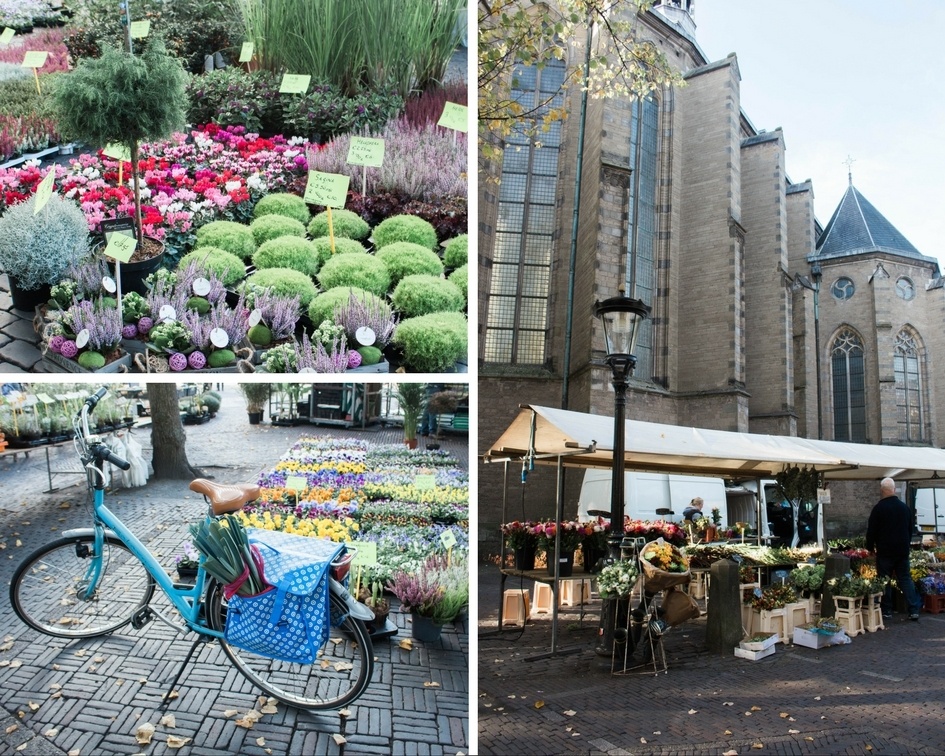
[[405, 437, 418, 449]]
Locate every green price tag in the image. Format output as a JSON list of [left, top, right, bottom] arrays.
[[303, 171, 350, 208], [103, 142, 132, 162], [414, 474, 436, 491], [350, 541, 377, 567], [436, 102, 468, 133], [0, 28, 15, 45], [239, 42, 254, 63], [285, 475, 307, 492], [36, 393, 55, 404], [346, 137, 385, 168], [103, 233, 138, 264], [33, 170, 55, 214], [21, 50, 48, 69], [440, 529, 457, 549], [279, 73, 311, 94], [129, 20, 150, 38]]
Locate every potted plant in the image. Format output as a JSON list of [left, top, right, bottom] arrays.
[[396, 383, 426, 449], [0, 194, 91, 311], [387, 567, 446, 643], [359, 579, 391, 633], [501, 520, 538, 571], [534, 520, 583, 577], [174, 542, 200, 581], [706, 507, 723, 542], [239, 382, 271, 424], [50, 37, 188, 292]]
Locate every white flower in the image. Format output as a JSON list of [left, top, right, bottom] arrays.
[[224, 180, 241, 192]]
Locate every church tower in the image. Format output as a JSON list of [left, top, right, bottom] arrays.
[[651, 0, 697, 40]]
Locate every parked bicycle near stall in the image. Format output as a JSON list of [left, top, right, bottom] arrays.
[[9, 387, 375, 710]]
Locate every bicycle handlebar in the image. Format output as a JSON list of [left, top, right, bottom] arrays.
[[91, 442, 131, 471], [85, 386, 108, 411], [77, 388, 131, 471]]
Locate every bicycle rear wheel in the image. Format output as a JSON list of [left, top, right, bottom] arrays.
[[10, 534, 155, 638], [206, 581, 374, 710]]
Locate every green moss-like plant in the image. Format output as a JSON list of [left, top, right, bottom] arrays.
[[200, 393, 221, 413], [307, 286, 391, 328], [393, 311, 467, 372], [78, 351, 107, 370], [252, 237, 321, 277], [178, 247, 246, 287], [50, 38, 187, 242], [308, 209, 370, 241], [391, 275, 464, 318], [243, 268, 319, 307], [252, 192, 311, 226], [195, 220, 256, 261], [209, 348, 237, 368], [0, 194, 90, 291], [372, 214, 438, 250], [317, 254, 390, 297], [249, 214, 307, 246], [311, 236, 369, 268], [248, 323, 273, 346], [357, 346, 382, 366], [376, 241, 443, 285], [448, 264, 467, 302], [186, 296, 212, 314], [442, 234, 468, 268]]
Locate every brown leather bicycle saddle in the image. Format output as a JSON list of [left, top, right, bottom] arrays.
[[189, 479, 260, 515]]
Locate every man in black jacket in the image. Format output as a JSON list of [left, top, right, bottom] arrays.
[[866, 477, 921, 620]]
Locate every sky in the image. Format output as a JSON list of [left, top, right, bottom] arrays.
[[691, 0, 945, 268]]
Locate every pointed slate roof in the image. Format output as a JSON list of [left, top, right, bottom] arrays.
[[815, 182, 933, 265]]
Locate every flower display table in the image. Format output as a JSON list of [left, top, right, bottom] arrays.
[[863, 592, 885, 631], [833, 596, 865, 637]]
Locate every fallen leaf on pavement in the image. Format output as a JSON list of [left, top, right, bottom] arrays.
[[750, 706, 762, 711], [788, 729, 799, 734], [135, 723, 155, 745], [222, 710, 238, 718], [5, 725, 16, 734], [688, 709, 698, 714], [333, 734, 347, 745], [423, 681, 440, 688], [256, 737, 266, 746], [563, 710, 575, 717], [398, 639, 413, 651], [166, 735, 191, 749], [752, 744, 764, 749], [779, 712, 789, 718], [160, 714, 175, 728], [534, 701, 544, 709], [723, 750, 738, 755]]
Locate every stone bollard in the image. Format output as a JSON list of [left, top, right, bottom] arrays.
[[706, 558, 742, 654], [821, 552, 850, 620]]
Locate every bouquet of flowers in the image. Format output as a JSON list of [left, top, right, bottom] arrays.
[[624, 518, 687, 547], [597, 560, 639, 598], [639, 537, 690, 592], [918, 572, 945, 595], [577, 518, 609, 551], [500, 520, 537, 551], [534, 520, 583, 553]]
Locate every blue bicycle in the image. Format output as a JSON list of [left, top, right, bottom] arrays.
[[9, 387, 375, 710]]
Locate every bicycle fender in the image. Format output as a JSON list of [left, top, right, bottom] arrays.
[[61, 527, 121, 540], [329, 578, 375, 621]]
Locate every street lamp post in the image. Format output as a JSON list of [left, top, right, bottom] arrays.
[[593, 294, 651, 559], [810, 263, 823, 440]]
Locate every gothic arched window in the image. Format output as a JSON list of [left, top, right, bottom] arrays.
[[894, 328, 927, 442], [830, 328, 866, 442]]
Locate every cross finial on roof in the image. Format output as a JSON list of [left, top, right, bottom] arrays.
[[843, 155, 856, 185]]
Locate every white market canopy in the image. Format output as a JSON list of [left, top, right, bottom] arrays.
[[484, 405, 945, 483]]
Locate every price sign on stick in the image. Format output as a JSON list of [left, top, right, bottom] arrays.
[[21, 50, 48, 69], [440, 529, 457, 549], [239, 42, 254, 63], [346, 137, 385, 168], [351, 541, 377, 567], [436, 102, 468, 133], [33, 170, 55, 214], [414, 474, 436, 491], [104, 233, 137, 264], [103, 143, 132, 162], [303, 171, 349, 208], [285, 475, 307, 492], [129, 20, 150, 38], [279, 73, 311, 94], [0, 28, 15, 45]]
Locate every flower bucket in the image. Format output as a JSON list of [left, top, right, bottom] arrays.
[[411, 612, 443, 643], [547, 550, 574, 578], [513, 544, 536, 572]]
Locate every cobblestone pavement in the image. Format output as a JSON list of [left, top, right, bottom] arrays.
[[478, 564, 945, 755], [0, 389, 469, 755]]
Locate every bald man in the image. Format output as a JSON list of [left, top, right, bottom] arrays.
[[866, 477, 921, 621]]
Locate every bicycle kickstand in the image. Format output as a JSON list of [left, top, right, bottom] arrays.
[[159, 636, 209, 709]]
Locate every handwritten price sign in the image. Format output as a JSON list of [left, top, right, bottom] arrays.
[[129, 20, 151, 38], [436, 102, 468, 133], [239, 42, 254, 63], [346, 137, 385, 168], [279, 73, 311, 94], [303, 171, 350, 208], [21, 50, 48, 69], [33, 170, 55, 214], [103, 233, 138, 264], [350, 541, 377, 567]]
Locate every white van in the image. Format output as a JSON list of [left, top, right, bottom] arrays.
[[577, 470, 728, 528], [913, 486, 945, 534], [578, 471, 822, 547]]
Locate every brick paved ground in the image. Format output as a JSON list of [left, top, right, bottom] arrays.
[[0, 389, 469, 755], [478, 564, 945, 755]]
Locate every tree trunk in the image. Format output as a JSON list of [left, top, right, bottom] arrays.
[[148, 383, 201, 479]]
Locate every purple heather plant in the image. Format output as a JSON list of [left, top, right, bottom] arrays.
[[65, 257, 112, 299], [291, 333, 349, 373], [332, 291, 397, 347], [175, 261, 226, 304], [252, 288, 301, 342], [65, 298, 122, 351]]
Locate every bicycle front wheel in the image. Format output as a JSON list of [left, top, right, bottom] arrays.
[[10, 534, 155, 638], [207, 582, 374, 710]]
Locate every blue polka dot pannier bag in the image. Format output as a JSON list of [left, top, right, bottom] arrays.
[[223, 529, 346, 664]]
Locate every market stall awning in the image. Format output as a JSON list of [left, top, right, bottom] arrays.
[[484, 405, 945, 481]]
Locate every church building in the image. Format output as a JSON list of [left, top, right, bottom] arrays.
[[478, 0, 945, 546]]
